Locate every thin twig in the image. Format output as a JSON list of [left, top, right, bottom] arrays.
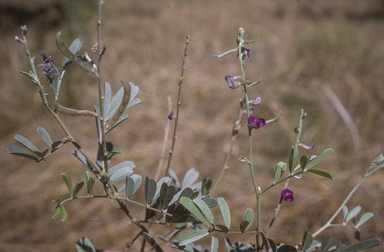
[[164, 35, 190, 177]]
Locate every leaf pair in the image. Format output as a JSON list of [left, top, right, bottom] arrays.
[[8, 127, 64, 162], [178, 197, 230, 246]]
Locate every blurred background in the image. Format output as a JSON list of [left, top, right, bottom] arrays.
[[1, 0, 384, 251]]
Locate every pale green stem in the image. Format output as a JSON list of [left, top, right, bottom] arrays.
[[312, 177, 365, 237]]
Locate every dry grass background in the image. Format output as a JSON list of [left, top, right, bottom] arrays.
[[1, 0, 384, 251]]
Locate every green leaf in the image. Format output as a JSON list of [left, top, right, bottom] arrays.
[[307, 169, 336, 180], [321, 235, 337, 252], [341, 238, 381, 252], [357, 212, 374, 227], [109, 161, 135, 184], [300, 155, 308, 170], [145, 177, 157, 205], [180, 197, 210, 227], [61, 172, 73, 196], [182, 168, 199, 189], [124, 176, 135, 198], [211, 236, 219, 252], [240, 208, 254, 233], [52, 205, 61, 219], [37, 127, 52, 148], [193, 198, 214, 224], [345, 206, 362, 224], [85, 171, 95, 195], [56, 30, 94, 73], [289, 147, 299, 174], [260, 231, 269, 251], [14, 134, 39, 154], [277, 244, 298, 252], [7, 145, 38, 161], [305, 148, 334, 171], [301, 231, 314, 252], [178, 229, 210, 246], [273, 162, 286, 184], [59, 205, 68, 221], [62, 38, 82, 69], [75, 237, 96, 252], [73, 180, 84, 196], [20, 70, 39, 86], [218, 197, 231, 229]]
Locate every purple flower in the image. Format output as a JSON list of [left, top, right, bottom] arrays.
[[168, 109, 174, 120], [251, 97, 261, 106], [225, 74, 235, 89], [238, 47, 250, 59], [39, 54, 56, 76], [248, 116, 266, 129], [281, 188, 294, 203]]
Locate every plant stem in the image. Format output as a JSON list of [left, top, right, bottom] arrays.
[[165, 36, 189, 177], [312, 177, 366, 237]]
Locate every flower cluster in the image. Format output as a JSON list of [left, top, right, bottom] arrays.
[[39, 54, 56, 76]]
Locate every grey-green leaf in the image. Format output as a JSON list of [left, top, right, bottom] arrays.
[[180, 197, 210, 227], [343, 206, 349, 222], [357, 212, 374, 227], [73, 151, 95, 173], [106, 86, 124, 121], [301, 231, 314, 252], [62, 38, 82, 69], [14, 134, 39, 154], [182, 168, 199, 189], [289, 147, 299, 174], [75, 237, 96, 252], [307, 169, 336, 180], [7, 145, 38, 161], [178, 229, 210, 246], [345, 206, 362, 224], [103, 82, 111, 119], [211, 236, 219, 252], [109, 161, 135, 184], [321, 235, 337, 252], [218, 197, 231, 229], [145, 177, 157, 205], [193, 198, 214, 224], [61, 172, 73, 196], [305, 148, 334, 171], [341, 238, 381, 252], [37, 127, 52, 148]]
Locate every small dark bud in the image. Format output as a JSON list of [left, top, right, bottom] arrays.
[[106, 142, 114, 152], [168, 109, 174, 120], [294, 127, 300, 134]]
